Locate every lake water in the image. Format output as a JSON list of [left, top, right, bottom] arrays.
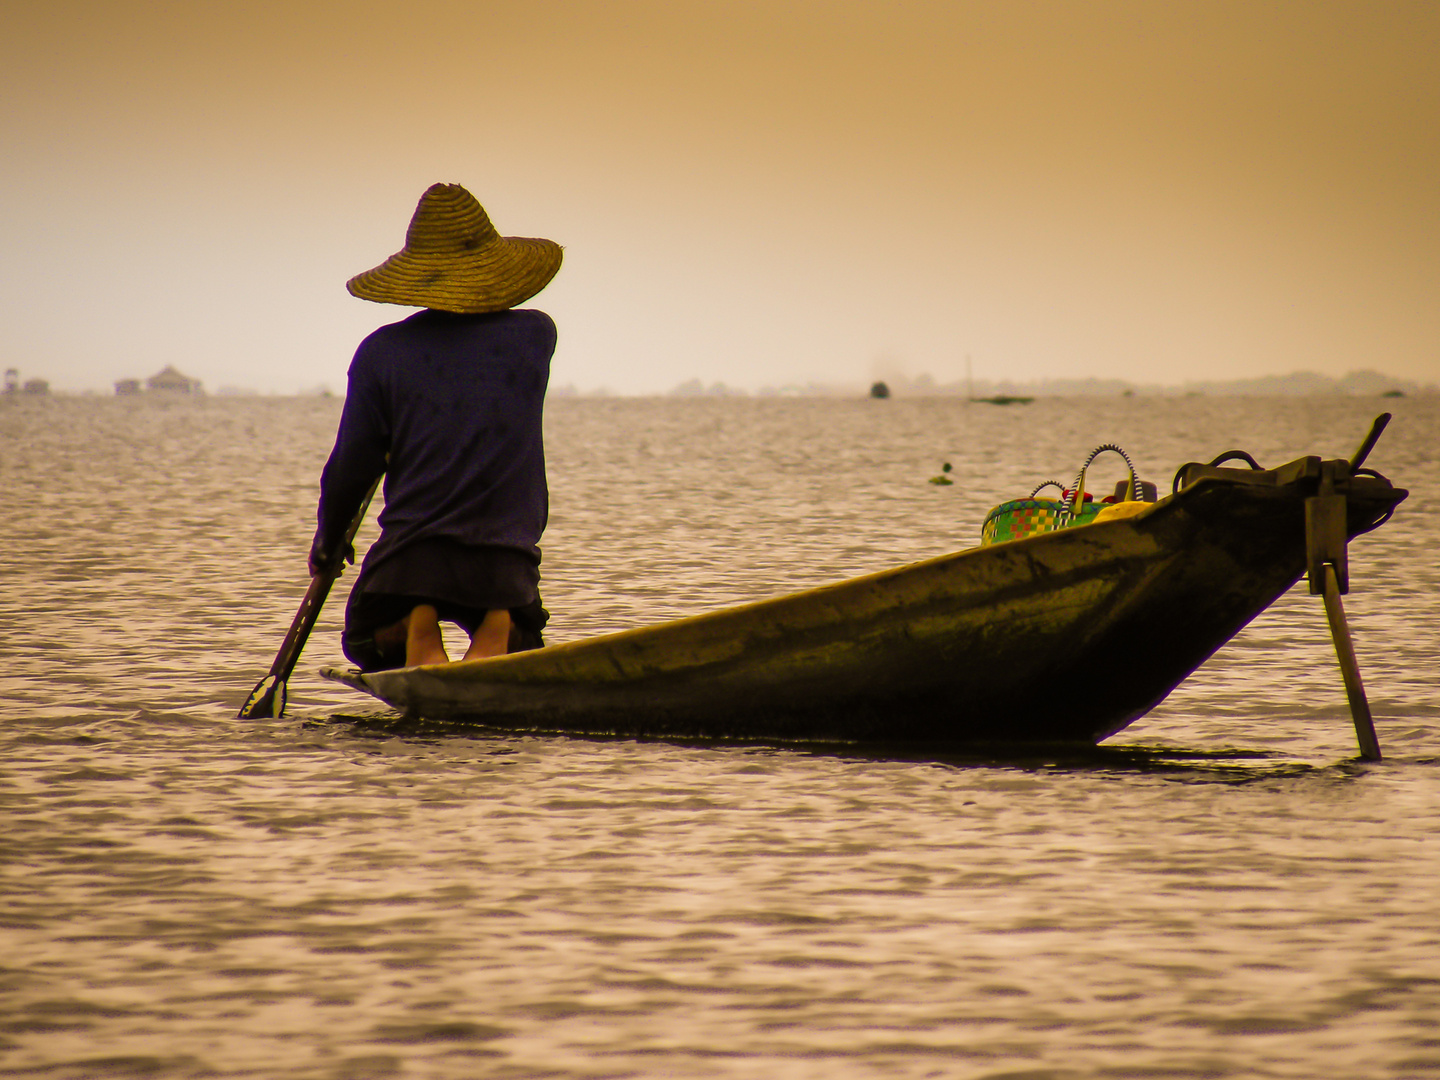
[[2, 393, 1438, 1079]]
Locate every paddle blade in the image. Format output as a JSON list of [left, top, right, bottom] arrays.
[[238, 674, 287, 719]]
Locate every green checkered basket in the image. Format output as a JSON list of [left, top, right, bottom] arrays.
[[981, 444, 1143, 546]]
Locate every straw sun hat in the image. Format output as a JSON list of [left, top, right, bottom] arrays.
[[346, 184, 562, 313]]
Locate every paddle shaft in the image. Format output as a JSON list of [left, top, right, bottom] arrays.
[[1323, 413, 1389, 758], [1321, 563, 1381, 760], [1350, 413, 1391, 472], [238, 475, 381, 719]]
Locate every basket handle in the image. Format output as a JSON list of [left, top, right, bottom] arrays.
[[1028, 479, 1068, 499], [1064, 444, 1140, 517]]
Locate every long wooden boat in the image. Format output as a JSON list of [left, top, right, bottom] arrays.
[[322, 443, 1405, 747]]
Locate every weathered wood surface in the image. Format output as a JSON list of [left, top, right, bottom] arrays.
[[323, 459, 1404, 746]]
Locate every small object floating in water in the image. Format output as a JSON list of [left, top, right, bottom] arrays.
[[970, 395, 1034, 405], [928, 462, 954, 485], [869, 381, 890, 399]]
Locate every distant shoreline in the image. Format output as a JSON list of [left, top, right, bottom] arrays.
[[635, 368, 1437, 399], [11, 368, 1436, 400]]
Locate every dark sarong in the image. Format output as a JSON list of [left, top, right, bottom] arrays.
[[342, 538, 548, 671]]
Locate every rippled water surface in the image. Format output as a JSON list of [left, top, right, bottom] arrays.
[[3, 394, 1439, 1078]]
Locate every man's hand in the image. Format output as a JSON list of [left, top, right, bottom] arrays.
[[308, 538, 356, 579]]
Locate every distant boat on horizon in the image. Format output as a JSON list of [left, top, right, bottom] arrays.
[[970, 394, 1034, 405]]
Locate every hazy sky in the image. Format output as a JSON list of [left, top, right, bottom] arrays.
[[3, 1, 1436, 394]]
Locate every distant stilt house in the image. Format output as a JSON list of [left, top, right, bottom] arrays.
[[5, 369, 49, 396], [114, 379, 141, 395], [146, 365, 203, 394]]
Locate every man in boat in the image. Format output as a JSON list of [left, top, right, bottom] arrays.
[[310, 183, 562, 670]]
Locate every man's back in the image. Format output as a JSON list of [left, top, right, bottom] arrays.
[[317, 307, 555, 573]]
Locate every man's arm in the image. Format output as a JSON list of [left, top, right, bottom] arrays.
[[312, 367, 388, 575]]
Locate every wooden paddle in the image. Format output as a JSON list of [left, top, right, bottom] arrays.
[[238, 475, 382, 719], [1321, 563, 1381, 760], [1305, 413, 1391, 760]]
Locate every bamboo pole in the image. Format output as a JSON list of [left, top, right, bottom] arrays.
[[1321, 562, 1381, 761]]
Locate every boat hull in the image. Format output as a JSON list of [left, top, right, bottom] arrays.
[[322, 461, 1404, 746]]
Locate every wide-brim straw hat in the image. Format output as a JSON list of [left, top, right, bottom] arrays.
[[346, 184, 562, 313]]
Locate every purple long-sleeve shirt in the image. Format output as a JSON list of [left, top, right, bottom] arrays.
[[315, 308, 555, 580]]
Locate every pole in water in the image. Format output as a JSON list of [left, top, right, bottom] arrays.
[[1322, 563, 1381, 761], [240, 674, 285, 720], [1305, 447, 1382, 762], [237, 569, 337, 719], [238, 474, 381, 720]]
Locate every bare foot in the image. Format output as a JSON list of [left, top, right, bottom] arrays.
[[462, 609, 512, 661], [405, 604, 450, 667]]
